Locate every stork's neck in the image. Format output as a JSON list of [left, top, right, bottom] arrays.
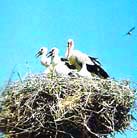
[[41, 53, 47, 60], [66, 46, 72, 59], [51, 55, 61, 66], [42, 52, 47, 57]]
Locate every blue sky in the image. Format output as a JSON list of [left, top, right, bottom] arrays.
[[0, 0, 137, 137]]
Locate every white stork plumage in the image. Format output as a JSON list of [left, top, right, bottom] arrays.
[[36, 47, 53, 74], [65, 39, 109, 78], [78, 64, 92, 78], [47, 47, 76, 76]]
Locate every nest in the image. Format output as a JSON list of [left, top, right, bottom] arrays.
[[0, 74, 135, 138]]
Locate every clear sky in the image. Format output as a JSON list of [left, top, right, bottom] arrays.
[[0, 0, 137, 137]]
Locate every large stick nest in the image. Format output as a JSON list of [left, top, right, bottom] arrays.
[[0, 74, 135, 138]]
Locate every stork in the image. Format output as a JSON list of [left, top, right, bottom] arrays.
[[77, 64, 92, 78], [47, 47, 76, 76], [125, 27, 135, 36], [65, 39, 109, 78], [36, 47, 53, 74]]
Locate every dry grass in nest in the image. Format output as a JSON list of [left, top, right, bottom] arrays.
[[0, 74, 135, 138]]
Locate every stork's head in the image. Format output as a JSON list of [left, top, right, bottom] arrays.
[[68, 39, 74, 49], [47, 47, 59, 57], [65, 38, 74, 58], [36, 47, 48, 57]]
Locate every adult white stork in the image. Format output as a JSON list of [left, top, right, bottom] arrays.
[[65, 39, 109, 79], [36, 47, 53, 74], [47, 47, 76, 76]]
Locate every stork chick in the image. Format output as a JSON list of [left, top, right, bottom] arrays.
[[36, 47, 52, 74], [47, 47, 76, 76]]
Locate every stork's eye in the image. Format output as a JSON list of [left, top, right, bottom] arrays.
[[41, 48, 43, 51]]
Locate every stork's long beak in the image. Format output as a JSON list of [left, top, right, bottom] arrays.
[[35, 51, 42, 58], [66, 43, 70, 59], [46, 51, 53, 57]]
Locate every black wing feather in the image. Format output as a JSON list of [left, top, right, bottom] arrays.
[[65, 62, 77, 70], [86, 64, 109, 79], [61, 58, 68, 62], [61, 58, 76, 69], [129, 27, 135, 32], [88, 56, 101, 66]]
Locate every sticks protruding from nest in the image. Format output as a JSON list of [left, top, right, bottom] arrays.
[[0, 74, 135, 138]]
